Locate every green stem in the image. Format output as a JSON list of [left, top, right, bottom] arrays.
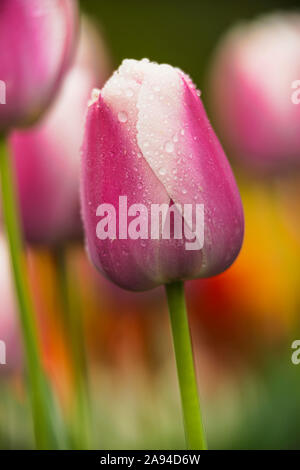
[[0, 136, 58, 449], [165, 281, 207, 450], [54, 246, 92, 449]]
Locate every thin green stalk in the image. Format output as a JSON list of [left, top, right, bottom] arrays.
[[0, 136, 58, 449], [165, 281, 207, 450], [54, 246, 92, 449]]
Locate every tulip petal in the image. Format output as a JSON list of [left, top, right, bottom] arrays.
[[82, 90, 205, 290], [136, 64, 244, 276]]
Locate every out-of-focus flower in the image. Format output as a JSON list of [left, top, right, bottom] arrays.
[[0, 0, 78, 133], [27, 248, 75, 408], [0, 234, 21, 374], [8, 18, 111, 245], [81, 59, 244, 291], [188, 180, 300, 359], [209, 13, 300, 172]]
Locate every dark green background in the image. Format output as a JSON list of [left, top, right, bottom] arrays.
[[80, 0, 299, 91]]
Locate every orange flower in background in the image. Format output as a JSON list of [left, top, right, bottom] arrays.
[[188, 179, 300, 362], [27, 249, 74, 410]]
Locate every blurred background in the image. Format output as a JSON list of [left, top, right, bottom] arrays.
[[1, 0, 300, 449]]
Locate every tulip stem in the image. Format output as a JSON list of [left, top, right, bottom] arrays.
[[0, 136, 58, 449], [54, 246, 92, 449], [165, 281, 207, 450]]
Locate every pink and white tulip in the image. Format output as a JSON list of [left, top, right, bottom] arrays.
[[8, 18, 111, 245], [81, 59, 244, 291], [0, 0, 78, 133], [209, 13, 300, 172]]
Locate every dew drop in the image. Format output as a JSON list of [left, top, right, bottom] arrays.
[[165, 141, 174, 153], [88, 88, 100, 106], [118, 111, 128, 123], [159, 167, 166, 176]]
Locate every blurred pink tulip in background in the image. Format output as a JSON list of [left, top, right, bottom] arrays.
[[209, 12, 300, 172], [0, 0, 78, 133], [9, 18, 111, 245]]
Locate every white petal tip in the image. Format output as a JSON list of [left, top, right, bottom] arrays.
[[88, 88, 101, 106]]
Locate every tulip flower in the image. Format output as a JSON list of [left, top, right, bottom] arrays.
[[0, 235, 21, 374], [81, 59, 244, 290], [209, 12, 300, 172], [0, 0, 78, 133], [8, 17, 111, 245], [81, 59, 244, 449]]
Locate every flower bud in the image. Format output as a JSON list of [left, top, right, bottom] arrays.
[[81, 59, 244, 291], [0, 0, 78, 132], [8, 18, 110, 245], [209, 13, 300, 172]]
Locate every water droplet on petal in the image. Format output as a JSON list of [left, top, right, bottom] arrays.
[[88, 88, 100, 106], [165, 141, 174, 153], [118, 111, 128, 123]]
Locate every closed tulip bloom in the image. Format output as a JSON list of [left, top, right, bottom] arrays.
[[81, 59, 244, 291], [209, 13, 300, 172], [8, 19, 111, 245], [0, 235, 21, 374], [0, 0, 78, 133]]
